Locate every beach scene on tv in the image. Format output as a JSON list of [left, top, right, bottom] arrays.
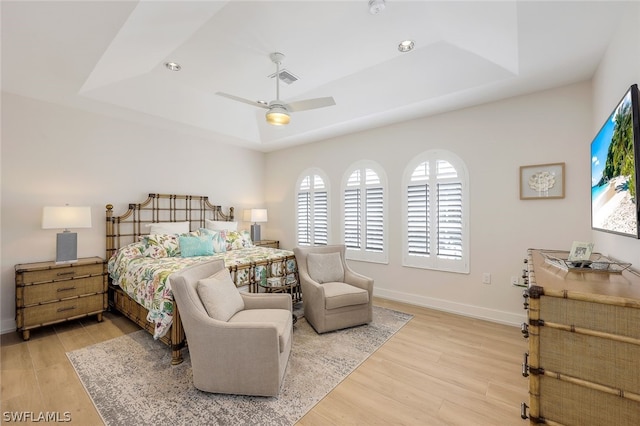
[[591, 89, 637, 237]]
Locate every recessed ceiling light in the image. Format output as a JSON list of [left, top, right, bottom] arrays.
[[369, 0, 385, 15], [398, 40, 415, 53], [164, 62, 181, 71]]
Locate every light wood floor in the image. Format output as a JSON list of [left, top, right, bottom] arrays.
[[1, 298, 529, 425]]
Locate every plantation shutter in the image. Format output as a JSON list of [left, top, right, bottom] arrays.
[[297, 174, 328, 246], [313, 189, 328, 245], [344, 170, 361, 249], [407, 160, 462, 259], [407, 183, 429, 256], [344, 168, 384, 254], [436, 160, 462, 259], [365, 186, 383, 252], [407, 161, 430, 256]]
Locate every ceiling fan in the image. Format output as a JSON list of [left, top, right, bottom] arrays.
[[216, 52, 336, 126]]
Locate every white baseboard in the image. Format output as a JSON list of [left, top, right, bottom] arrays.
[[1, 319, 17, 335], [374, 288, 526, 327]]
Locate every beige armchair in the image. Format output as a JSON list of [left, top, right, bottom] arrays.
[[169, 259, 292, 397], [293, 245, 373, 333]]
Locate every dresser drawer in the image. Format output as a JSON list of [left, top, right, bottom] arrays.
[[540, 296, 640, 339], [19, 275, 104, 306], [17, 262, 103, 285], [19, 294, 105, 329], [539, 326, 640, 394], [538, 374, 639, 426]]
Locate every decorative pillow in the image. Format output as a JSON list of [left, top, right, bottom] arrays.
[[198, 228, 227, 253], [196, 269, 245, 321], [205, 219, 238, 232], [226, 230, 253, 250], [146, 221, 190, 234], [141, 234, 180, 257], [307, 252, 345, 284], [179, 234, 214, 257]]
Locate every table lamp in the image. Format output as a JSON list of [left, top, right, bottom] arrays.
[[42, 205, 92, 264], [247, 208, 267, 242]]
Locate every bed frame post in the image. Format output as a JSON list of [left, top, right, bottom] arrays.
[[106, 204, 114, 261], [171, 305, 185, 365]]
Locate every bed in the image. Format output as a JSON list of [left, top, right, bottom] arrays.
[[105, 193, 299, 365]]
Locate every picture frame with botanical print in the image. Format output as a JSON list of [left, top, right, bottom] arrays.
[[519, 162, 565, 199]]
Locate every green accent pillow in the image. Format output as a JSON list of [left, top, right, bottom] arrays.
[[179, 234, 214, 257]]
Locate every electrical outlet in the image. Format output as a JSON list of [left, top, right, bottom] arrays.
[[511, 276, 520, 286], [482, 272, 491, 284]]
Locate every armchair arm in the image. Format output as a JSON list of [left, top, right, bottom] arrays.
[[297, 267, 325, 299], [241, 292, 292, 311], [344, 267, 374, 293]]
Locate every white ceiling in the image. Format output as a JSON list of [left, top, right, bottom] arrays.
[[1, 1, 633, 152]]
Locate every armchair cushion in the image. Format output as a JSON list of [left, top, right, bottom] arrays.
[[307, 252, 344, 283], [197, 268, 245, 321], [322, 282, 370, 310]]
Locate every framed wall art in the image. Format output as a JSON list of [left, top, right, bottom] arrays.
[[520, 162, 565, 200]]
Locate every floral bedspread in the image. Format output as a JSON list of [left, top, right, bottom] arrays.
[[107, 244, 298, 339]]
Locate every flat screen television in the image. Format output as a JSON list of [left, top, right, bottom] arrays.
[[591, 84, 640, 238]]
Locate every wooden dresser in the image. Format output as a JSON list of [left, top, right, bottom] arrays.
[[521, 249, 640, 425], [15, 257, 107, 340], [253, 240, 279, 249]]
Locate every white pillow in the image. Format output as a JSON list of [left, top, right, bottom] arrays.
[[146, 221, 190, 234], [196, 268, 245, 321], [205, 219, 238, 232], [307, 252, 345, 284]]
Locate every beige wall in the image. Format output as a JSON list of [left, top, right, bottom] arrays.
[[0, 93, 266, 332], [265, 82, 593, 325]]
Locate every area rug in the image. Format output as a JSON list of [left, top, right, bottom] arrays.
[[67, 306, 412, 426]]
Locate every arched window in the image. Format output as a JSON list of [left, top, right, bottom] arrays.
[[402, 150, 469, 273], [341, 161, 388, 263], [296, 169, 329, 246]]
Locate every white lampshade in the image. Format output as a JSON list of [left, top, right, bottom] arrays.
[[250, 208, 268, 223], [42, 206, 92, 230]]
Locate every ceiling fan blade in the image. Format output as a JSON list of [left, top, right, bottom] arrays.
[[216, 92, 269, 109], [287, 97, 336, 112]]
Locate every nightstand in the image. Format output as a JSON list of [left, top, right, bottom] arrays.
[[253, 240, 280, 249], [15, 256, 107, 340]]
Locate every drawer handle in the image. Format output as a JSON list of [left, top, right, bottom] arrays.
[[522, 352, 529, 377], [521, 322, 529, 338], [520, 402, 528, 419], [57, 306, 76, 313], [57, 286, 77, 292], [57, 271, 76, 277]]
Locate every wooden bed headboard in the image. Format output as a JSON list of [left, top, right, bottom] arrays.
[[105, 193, 234, 260]]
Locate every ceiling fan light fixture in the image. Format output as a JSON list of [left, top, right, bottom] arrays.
[[266, 106, 290, 126]]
